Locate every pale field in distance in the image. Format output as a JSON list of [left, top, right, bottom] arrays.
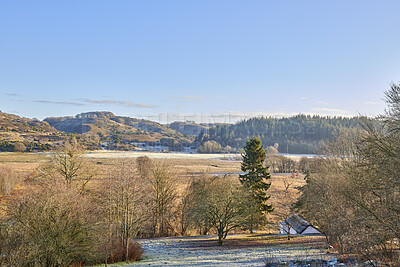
[[85, 150, 242, 160]]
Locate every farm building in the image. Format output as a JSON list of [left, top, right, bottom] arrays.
[[280, 214, 322, 235]]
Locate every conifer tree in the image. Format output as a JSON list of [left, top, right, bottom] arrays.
[[239, 137, 273, 231]]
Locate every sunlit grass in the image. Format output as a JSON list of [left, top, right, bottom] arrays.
[[0, 152, 48, 162]]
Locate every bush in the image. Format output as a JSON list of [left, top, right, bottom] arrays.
[[198, 140, 222, 153], [0, 180, 103, 266], [0, 165, 20, 194], [12, 142, 26, 152], [108, 240, 143, 263]]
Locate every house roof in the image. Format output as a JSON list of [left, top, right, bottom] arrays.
[[283, 214, 312, 234]]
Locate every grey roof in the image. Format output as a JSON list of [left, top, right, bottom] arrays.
[[283, 214, 311, 234]]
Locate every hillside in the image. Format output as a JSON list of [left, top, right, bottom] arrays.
[[0, 111, 370, 153], [44, 112, 190, 150], [0, 111, 65, 151], [195, 115, 367, 154], [168, 121, 222, 136]]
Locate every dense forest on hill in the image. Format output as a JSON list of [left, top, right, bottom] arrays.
[[195, 115, 366, 154]]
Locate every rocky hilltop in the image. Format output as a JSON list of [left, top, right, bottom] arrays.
[[44, 111, 191, 151], [0, 111, 66, 151], [0, 111, 194, 152]]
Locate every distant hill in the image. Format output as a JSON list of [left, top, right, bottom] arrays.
[[195, 115, 367, 154], [0, 111, 66, 151], [0, 111, 370, 153], [44, 111, 190, 150], [168, 121, 222, 136]]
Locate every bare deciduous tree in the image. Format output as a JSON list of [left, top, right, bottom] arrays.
[[0, 179, 102, 266], [297, 83, 400, 265], [44, 139, 95, 189], [148, 161, 178, 237], [176, 177, 193, 236], [0, 164, 20, 194], [101, 159, 148, 261], [187, 175, 248, 245], [136, 156, 152, 180], [275, 178, 297, 240]]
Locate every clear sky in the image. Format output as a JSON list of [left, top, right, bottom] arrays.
[[1, 1, 399, 123]]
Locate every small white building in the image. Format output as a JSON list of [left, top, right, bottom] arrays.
[[280, 214, 322, 235]]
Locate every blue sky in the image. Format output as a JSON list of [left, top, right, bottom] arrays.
[[1, 1, 399, 123]]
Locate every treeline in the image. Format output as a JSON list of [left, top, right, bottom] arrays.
[[296, 84, 400, 265], [266, 155, 316, 174], [195, 115, 365, 154], [0, 141, 52, 152]]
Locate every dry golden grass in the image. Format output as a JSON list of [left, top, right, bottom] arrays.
[[267, 173, 306, 229], [0, 153, 49, 214], [0, 152, 48, 163], [155, 158, 242, 174]]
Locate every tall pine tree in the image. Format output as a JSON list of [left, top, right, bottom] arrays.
[[239, 137, 273, 232]]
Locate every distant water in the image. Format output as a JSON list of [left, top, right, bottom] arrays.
[[279, 153, 317, 158], [84, 151, 318, 160]]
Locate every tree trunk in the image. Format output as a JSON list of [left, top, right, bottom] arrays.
[[125, 237, 129, 261], [218, 227, 224, 245], [218, 232, 223, 246], [248, 212, 254, 233]]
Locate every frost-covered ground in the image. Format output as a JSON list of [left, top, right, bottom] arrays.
[[122, 234, 335, 267]]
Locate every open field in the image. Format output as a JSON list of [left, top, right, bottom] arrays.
[[0, 151, 313, 175], [0, 152, 47, 163], [113, 235, 335, 266], [92, 157, 243, 176]]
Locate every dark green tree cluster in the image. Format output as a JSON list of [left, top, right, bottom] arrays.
[[0, 141, 52, 152], [196, 115, 365, 154], [0, 141, 14, 152]]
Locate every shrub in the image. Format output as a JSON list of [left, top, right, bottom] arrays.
[[0, 180, 103, 266], [108, 240, 144, 263], [198, 140, 222, 153], [12, 142, 26, 152], [0, 165, 20, 194]]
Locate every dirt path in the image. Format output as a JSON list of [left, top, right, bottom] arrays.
[[125, 234, 335, 266]]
